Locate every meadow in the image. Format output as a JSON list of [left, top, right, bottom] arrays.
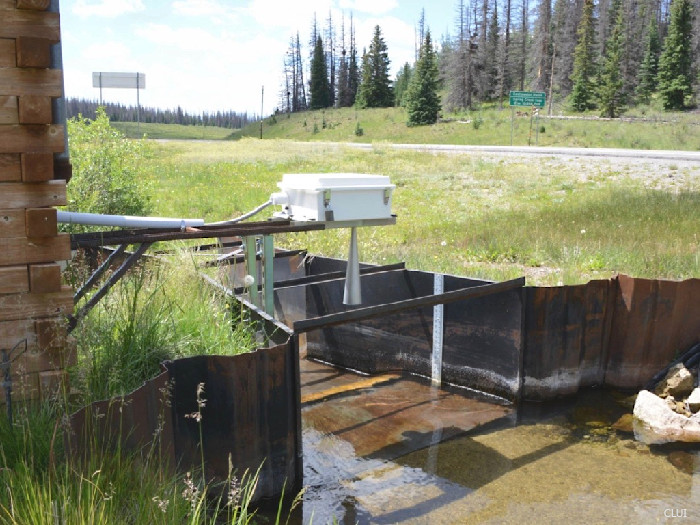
[[141, 137, 700, 286], [1, 108, 698, 524]]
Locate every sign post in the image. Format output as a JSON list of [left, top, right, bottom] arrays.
[[509, 91, 546, 146], [92, 72, 146, 132]]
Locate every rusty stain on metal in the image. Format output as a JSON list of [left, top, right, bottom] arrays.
[[66, 339, 302, 503]]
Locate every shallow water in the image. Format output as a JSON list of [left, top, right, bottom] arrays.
[[291, 361, 700, 524]]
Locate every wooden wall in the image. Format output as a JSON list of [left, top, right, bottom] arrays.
[[0, 0, 74, 403]]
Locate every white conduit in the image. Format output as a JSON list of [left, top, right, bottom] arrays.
[[57, 211, 205, 229]]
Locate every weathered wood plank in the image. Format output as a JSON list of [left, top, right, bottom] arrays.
[[16, 0, 52, 10], [25, 207, 57, 237], [35, 317, 68, 350], [0, 153, 22, 181], [0, 0, 17, 10], [18, 95, 52, 123], [0, 373, 40, 403], [0, 209, 26, 237], [0, 234, 71, 266], [0, 285, 73, 322], [0, 38, 16, 67], [16, 36, 52, 68], [21, 151, 53, 181], [0, 318, 36, 351], [0, 10, 59, 41], [0, 180, 66, 208], [0, 95, 19, 124], [0, 124, 64, 153], [29, 263, 61, 293], [0, 68, 63, 97], [0, 266, 29, 295]]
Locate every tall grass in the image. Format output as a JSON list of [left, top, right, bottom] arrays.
[[0, 249, 275, 524]]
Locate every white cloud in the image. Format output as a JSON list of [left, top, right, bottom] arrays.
[[72, 0, 145, 18], [80, 40, 133, 61], [134, 23, 227, 51], [245, 0, 335, 30], [338, 0, 398, 15], [173, 0, 228, 17]]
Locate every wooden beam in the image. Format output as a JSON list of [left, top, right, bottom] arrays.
[[0, 209, 26, 237], [0, 153, 21, 181], [0, 0, 18, 10], [0, 234, 71, 266], [1, 180, 66, 208], [18, 95, 52, 124], [0, 124, 65, 153], [0, 286, 73, 322], [0, 10, 59, 41], [0, 68, 63, 97], [21, 151, 53, 181], [25, 207, 57, 237], [29, 263, 61, 293], [0, 95, 18, 124], [16, 36, 52, 68], [0, 38, 15, 67], [0, 318, 36, 351], [0, 266, 29, 294], [293, 277, 526, 334], [16, 0, 52, 10], [34, 318, 68, 350]]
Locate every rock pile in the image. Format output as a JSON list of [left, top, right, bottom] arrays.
[[633, 364, 700, 444]]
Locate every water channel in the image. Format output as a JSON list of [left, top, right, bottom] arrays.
[[290, 357, 700, 524]]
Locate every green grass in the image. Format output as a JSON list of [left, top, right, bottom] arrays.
[[231, 104, 700, 151], [141, 138, 700, 286], [112, 121, 236, 140]]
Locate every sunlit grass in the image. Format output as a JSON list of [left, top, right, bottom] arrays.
[[143, 138, 700, 286]]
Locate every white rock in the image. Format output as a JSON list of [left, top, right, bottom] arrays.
[[687, 388, 700, 413], [633, 390, 700, 444]]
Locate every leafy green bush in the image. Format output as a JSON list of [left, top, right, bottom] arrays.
[[65, 107, 151, 231]]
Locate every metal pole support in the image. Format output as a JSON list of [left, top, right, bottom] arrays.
[[431, 273, 444, 386]]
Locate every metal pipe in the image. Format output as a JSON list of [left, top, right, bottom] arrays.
[[57, 211, 204, 229]]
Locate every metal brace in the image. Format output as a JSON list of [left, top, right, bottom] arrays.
[[383, 188, 391, 205], [323, 189, 331, 208]]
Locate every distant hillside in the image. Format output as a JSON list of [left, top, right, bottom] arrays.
[[230, 105, 700, 151]]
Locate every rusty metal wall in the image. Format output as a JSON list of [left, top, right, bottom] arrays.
[[282, 263, 523, 401], [523, 275, 700, 400], [67, 326, 302, 502]]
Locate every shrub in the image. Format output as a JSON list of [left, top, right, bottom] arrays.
[[65, 107, 151, 231]]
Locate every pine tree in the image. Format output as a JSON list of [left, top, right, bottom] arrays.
[[394, 63, 413, 107], [657, 0, 694, 110], [636, 16, 660, 104], [310, 36, 330, 109], [570, 0, 598, 111], [356, 25, 394, 108], [405, 31, 440, 125], [597, 0, 625, 117]]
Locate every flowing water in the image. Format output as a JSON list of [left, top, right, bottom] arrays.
[[290, 358, 700, 524]]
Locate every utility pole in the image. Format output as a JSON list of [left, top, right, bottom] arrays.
[[260, 85, 264, 139]]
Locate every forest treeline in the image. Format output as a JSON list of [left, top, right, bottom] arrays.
[[65, 98, 253, 129], [281, 0, 699, 119]]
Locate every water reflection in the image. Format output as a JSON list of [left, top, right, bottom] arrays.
[[294, 363, 700, 524]]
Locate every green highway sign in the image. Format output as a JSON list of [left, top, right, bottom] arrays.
[[509, 91, 546, 108]]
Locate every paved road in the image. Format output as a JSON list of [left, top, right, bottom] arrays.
[[336, 142, 700, 163]]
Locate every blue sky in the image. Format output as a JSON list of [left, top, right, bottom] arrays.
[[60, 0, 455, 115]]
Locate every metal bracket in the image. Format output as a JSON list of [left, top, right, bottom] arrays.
[[383, 188, 391, 205], [323, 189, 331, 208]]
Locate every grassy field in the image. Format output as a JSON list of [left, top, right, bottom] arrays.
[[112, 121, 235, 140], [230, 104, 700, 151], [141, 138, 700, 286]]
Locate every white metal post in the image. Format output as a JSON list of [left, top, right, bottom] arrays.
[[431, 273, 444, 386]]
